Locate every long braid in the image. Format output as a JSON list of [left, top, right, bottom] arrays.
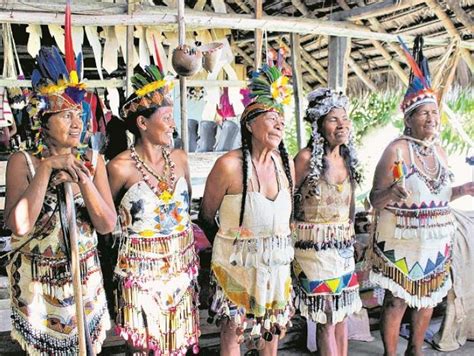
[[239, 124, 252, 227], [278, 141, 294, 221]]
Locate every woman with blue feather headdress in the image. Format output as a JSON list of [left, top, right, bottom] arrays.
[[4, 2, 116, 354]]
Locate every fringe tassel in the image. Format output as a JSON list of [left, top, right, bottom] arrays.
[[295, 221, 355, 251], [370, 249, 451, 298], [370, 271, 452, 309], [10, 305, 110, 355], [227, 234, 294, 267], [293, 284, 362, 324], [115, 285, 200, 354]]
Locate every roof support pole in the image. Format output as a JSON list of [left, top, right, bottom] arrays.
[[290, 33, 305, 150], [328, 36, 350, 93], [177, 0, 188, 152]]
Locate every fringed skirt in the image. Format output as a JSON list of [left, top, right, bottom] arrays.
[[293, 221, 362, 324], [368, 209, 454, 309], [114, 228, 200, 355], [209, 233, 294, 346], [8, 249, 110, 355]]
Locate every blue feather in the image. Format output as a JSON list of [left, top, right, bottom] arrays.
[[52, 46, 69, 80], [76, 52, 83, 81], [31, 69, 42, 89]]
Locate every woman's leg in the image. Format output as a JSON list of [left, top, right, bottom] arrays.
[[220, 319, 241, 356], [334, 318, 348, 356], [259, 336, 279, 356], [380, 290, 408, 356], [405, 307, 433, 356], [317, 322, 338, 356]]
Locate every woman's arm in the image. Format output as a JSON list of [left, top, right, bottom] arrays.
[[5, 153, 53, 236], [198, 155, 234, 244], [369, 142, 410, 210], [294, 148, 311, 190], [77, 155, 117, 234], [451, 182, 474, 201]]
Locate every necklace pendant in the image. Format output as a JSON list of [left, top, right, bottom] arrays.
[[158, 181, 169, 191], [336, 184, 343, 192]]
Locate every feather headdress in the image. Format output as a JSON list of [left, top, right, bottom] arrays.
[[120, 64, 174, 118], [399, 35, 437, 115], [240, 65, 292, 123], [28, 1, 86, 124]]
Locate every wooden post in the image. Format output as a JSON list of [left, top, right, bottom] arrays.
[[290, 33, 305, 150], [254, 0, 263, 69], [65, 183, 87, 356], [125, 1, 134, 96], [327, 36, 350, 92], [177, 0, 188, 152]]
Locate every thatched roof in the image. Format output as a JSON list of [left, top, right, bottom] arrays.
[[0, 0, 472, 96]]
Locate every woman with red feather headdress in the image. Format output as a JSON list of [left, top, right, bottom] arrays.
[[4, 2, 116, 354], [367, 36, 474, 355]]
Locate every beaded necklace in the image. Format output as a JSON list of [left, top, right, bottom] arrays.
[[130, 144, 176, 202]]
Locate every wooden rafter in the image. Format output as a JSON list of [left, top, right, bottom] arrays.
[[290, 0, 309, 16], [332, 0, 426, 22], [446, 0, 474, 33], [0, 3, 472, 49], [425, 0, 474, 72], [347, 57, 377, 91], [337, 0, 408, 86]]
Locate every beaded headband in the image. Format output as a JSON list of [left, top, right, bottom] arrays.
[[304, 88, 348, 124], [120, 64, 174, 118], [399, 36, 438, 115]]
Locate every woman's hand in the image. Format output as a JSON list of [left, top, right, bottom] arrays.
[[43, 154, 91, 183], [387, 183, 410, 203], [50, 169, 92, 187]]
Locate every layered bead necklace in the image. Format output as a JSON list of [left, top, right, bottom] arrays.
[[409, 140, 440, 176], [130, 144, 176, 201]]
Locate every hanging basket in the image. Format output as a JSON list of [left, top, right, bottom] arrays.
[[172, 45, 203, 77], [199, 42, 224, 73]]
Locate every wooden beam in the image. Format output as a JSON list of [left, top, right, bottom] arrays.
[[291, 0, 309, 16], [279, 40, 328, 84], [290, 33, 306, 150], [232, 44, 254, 65], [234, 0, 252, 14], [1, 5, 472, 49], [332, 0, 425, 22], [254, 0, 263, 69], [328, 36, 350, 92], [446, 0, 474, 33], [337, 0, 408, 85], [125, 1, 135, 97], [177, 0, 188, 152], [425, 0, 474, 72], [347, 57, 377, 91]]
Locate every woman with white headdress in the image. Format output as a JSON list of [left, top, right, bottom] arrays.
[[293, 88, 362, 355]]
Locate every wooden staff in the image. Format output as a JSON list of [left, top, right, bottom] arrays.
[[64, 182, 88, 355]]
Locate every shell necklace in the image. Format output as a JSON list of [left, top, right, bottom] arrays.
[[130, 144, 176, 202]]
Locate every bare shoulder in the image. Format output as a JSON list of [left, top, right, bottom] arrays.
[[213, 149, 243, 172], [107, 150, 133, 175], [294, 147, 311, 165], [170, 148, 188, 164]]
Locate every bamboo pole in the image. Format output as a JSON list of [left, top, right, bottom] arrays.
[[177, 0, 188, 152], [347, 57, 377, 91], [290, 33, 305, 150], [3, 5, 471, 49], [446, 0, 474, 33], [254, 0, 263, 69], [125, 1, 135, 96], [337, 0, 408, 86], [64, 183, 87, 356]]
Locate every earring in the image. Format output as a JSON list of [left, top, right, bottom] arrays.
[[406, 127, 412, 136]]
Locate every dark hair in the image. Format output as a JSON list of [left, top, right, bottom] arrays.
[[104, 98, 172, 161], [238, 113, 294, 227], [306, 112, 362, 185]]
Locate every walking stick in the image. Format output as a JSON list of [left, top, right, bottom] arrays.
[[57, 183, 94, 355]]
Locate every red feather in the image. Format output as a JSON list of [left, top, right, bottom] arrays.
[[152, 34, 163, 72], [64, 0, 75, 73]]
